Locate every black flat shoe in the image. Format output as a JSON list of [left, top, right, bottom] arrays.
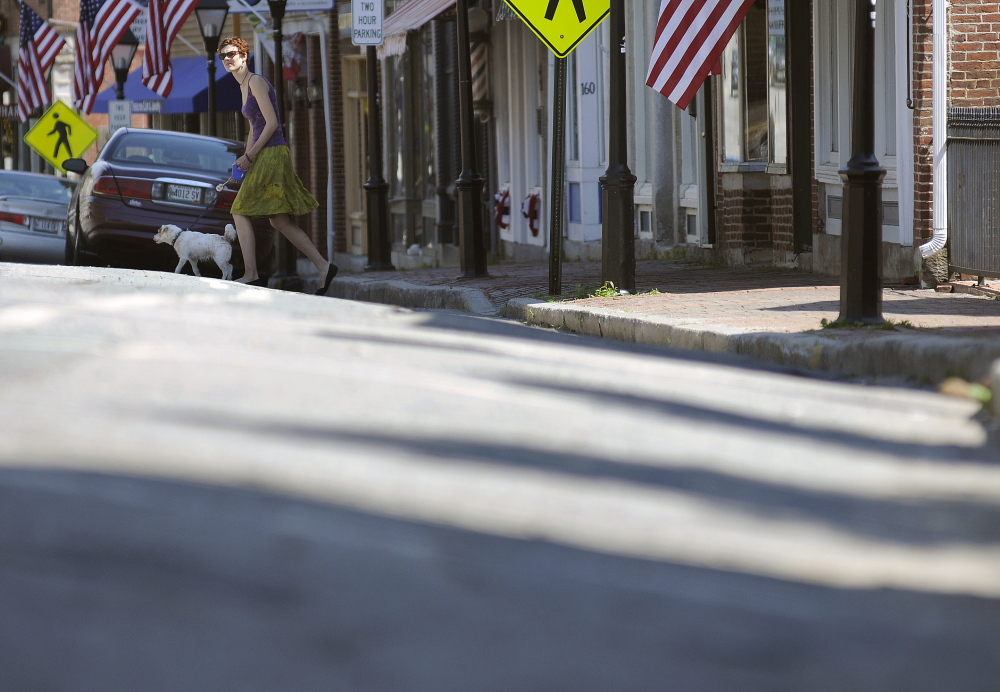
[[316, 264, 339, 295], [247, 278, 267, 287]]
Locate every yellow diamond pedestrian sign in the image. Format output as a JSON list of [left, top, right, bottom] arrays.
[[23, 101, 99, 174], [504, 0, 609, 58]]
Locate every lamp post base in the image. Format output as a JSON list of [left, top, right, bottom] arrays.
[[600, 166, 637, 294], [456, 173, 488, 279], [364, 179, 394, 272], [838, 159, 886, 324]]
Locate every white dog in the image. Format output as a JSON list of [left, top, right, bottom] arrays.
[[154, 223, 236, 280]]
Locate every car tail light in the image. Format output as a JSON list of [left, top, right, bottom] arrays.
[[115, 177, 154, 199], [92, 176, 121, 197], [215, 189, 238, 211], [0, 211, 28, 226]]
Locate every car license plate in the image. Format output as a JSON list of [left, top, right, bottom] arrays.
[[31, 217, 61, 234], [166, 184, 202, 204]]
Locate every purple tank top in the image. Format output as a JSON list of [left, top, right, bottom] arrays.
[[241, 76, 287, 149]]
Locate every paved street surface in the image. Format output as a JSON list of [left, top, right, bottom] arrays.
[[2, 263, 1000, 691]]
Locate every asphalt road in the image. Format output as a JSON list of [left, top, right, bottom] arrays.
[[1, 264, 999, 691]]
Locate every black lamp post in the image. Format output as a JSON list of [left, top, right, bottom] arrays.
[[111, 29, 139, 100], [364, 44, 393, 271], [455, 0, 488, 278], [600, 0, 636, 293], [838, 0, 885, 323], [266, 0, 302, 290], [195, 0, 229, 137]]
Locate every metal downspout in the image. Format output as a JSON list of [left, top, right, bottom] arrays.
[[920, 0, 947, 258]]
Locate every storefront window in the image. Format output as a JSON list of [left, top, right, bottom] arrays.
[[719, 0, 787, 167]]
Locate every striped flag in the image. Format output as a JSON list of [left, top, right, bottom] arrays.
[[17, 2, 67, 123], [73, 0, 142, 114], [142, 0, 199, 97], [646, 0, 756, 110]]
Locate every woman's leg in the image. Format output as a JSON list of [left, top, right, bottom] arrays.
[[269, 213, 329, 275], [232, 214, 258, 282]]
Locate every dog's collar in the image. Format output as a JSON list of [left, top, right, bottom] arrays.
[[172, 229, 188, 249]]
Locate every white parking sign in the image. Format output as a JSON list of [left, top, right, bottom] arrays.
[[108, 100, 131, 135], [351, 0, 383, 46]]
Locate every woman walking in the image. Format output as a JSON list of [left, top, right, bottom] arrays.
[[219, 36, 337, 294]]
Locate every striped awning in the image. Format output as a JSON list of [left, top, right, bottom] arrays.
[[377, 0, 455, 58]]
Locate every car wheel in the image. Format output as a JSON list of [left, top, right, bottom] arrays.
[[64, 226, 75, 265], [70, 220, 90, 267]]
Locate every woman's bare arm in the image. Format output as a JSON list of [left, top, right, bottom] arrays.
[[246, 75, 278, 160]]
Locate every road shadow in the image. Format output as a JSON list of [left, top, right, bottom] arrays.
[[1, 467, 998, 692]]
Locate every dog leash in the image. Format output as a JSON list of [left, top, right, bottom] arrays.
[[182, 173, 233, 233]]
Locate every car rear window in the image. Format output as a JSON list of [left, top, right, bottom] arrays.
[[0, 172, 75, 204], [107, 134, 241, 175]]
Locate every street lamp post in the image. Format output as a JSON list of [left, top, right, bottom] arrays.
[[363, 45, 394, 271], [111, 30, 139, 101], [267, 0, 302, 290], [195, 0, 230, 138], [838, 0, 885, 323], [600, 0, 636, 294], [455, 0, 488, 278]]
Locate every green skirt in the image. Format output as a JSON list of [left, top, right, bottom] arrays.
[[231, 144, 318, 218]]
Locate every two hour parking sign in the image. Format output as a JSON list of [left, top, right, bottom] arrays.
[[352, 0, 383, 46], [503, 0, 609, 57]]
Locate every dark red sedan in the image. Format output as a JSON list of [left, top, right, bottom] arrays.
[[64, 128, 271, 276]]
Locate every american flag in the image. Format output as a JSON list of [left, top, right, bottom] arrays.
[[142, 0, 199, 97], [73, 0, 142, 114], [646, 0, 756, 110], [17, 2, 67, 123]]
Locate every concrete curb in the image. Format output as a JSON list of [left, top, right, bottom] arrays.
[[328, 276, 497, 316], [316, 275, 1000, 412], [503, 297, 1000, 388]]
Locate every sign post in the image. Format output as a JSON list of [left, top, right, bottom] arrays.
[[108, 100, 131, 135], [501, 0, 611, 293], [23, 102, 98, 173], [353, 0, 393, 271]]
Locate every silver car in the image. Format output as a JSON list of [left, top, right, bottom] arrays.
[[0, 170, 76, 264]]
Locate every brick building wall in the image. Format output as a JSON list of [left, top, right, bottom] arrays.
[[911, 0, 1000, 249]]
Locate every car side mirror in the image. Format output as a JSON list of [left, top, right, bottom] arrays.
[[63, 158, 88, 174]]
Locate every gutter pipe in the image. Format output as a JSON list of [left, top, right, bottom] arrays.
[[920, 0, 947, 258]]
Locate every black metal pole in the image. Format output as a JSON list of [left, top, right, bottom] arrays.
[[114, 72, 126, 100], [600, 0, 636, 293], [549, 56, 567, 296], [433, 19, 455, 247], [206, 55, 218, 137], [364, 45, 394, 271], [838, 0, 885, 323], [267, 0, 301, 289], [269, 0, 286, 122], [455, 0, 488, 278]]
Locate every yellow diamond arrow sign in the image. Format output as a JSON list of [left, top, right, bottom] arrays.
[[23, 101, 99, 174], [504, 0, 609, 58]]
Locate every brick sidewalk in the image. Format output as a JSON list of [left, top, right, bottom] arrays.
[[358, 260, 1000, 336]]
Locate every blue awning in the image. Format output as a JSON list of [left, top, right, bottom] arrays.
[[92, 55, 254, 114]]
